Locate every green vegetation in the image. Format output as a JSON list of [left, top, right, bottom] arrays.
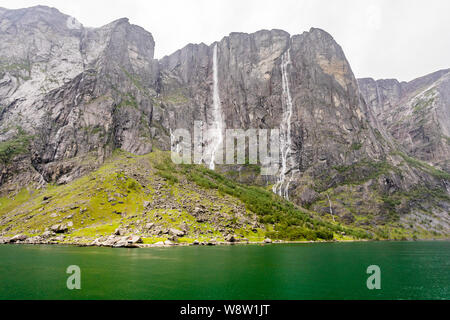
[[310, 178, 450, 240], [0, 128, 32, 164], [153, 159, 179, 184], [116, 93, 138, 109], [394, 151, 450, 180], [0, 60, 32, 79], [2, 147, 446, 243], [0, 150, 374, 242], [315, 159, 398, 191], [161, 89, 190, 105], [174, 159, 370, 241], [121, 68, 145, 91], [444, 136, 450, 145], [412, 96, 434, 115], [0, 188, 33, 216], [351, 142, 362, 151]]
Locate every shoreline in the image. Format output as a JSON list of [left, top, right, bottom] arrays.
[[0, 238, 359, 248], [1, 237, 447, 249]]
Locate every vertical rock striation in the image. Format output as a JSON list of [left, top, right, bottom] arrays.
[[359, 69, 450, 172], [0, 6, 448, 232]]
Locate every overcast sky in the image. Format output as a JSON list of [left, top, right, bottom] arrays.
[[1, 0, 449, 81]]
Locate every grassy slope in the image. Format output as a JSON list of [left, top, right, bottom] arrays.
[[1, 149, 447, 244], [0, 150, 375, 244]]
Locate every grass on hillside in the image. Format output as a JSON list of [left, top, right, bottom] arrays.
[[0, 150, 374, 243]]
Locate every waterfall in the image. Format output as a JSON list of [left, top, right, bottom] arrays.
[[326, 194, 335, 222], [206, 44, 224, 170], [272, 49, 294, 200]]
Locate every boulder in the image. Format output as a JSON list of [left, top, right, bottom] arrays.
[[192, 240, 200, 245], [114, 228, 125, 236], [10, 234, 27, 242], [42, 231, 55, 238], [127, 235, 143, 244], [193, 207, 204, 215], [50, 224, 68, 233], [144, 223, 155, 230], [91, 237, 104, 246], [225, 234, 237, 242], [196, 216, 207, 223], [113, 237, 129, 248], [24, 236, 43, 244], [169, 228, 185, 237], [143, 201, 151, 208], [264, 238, 272, 243]]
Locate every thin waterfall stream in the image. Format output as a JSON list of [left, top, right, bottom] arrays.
[[273, 49, 295, 199], [207, 44, 224, 170]]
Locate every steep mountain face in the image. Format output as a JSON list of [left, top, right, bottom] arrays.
[[0, 6, 449, 242], [359, 69, 450, 172], [0, 6, 159, 188], [157, 26, 449, 233], [158, 28, 387, 193]]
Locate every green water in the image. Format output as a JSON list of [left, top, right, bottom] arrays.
[[0, 241, 448, 300]]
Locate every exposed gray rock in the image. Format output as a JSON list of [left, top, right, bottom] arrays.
[[359, 69, 450, 172], [114, 228, 125, 236], [169, 228, 185, 237], [127, 235, 143, 244], [10, 234, 27, 242], [144, 223, 155, 230], [42, 231, 55, 238], [53, 235, 65, 242], [225, 234, 237, 242], [0, 6, 159, 189], [143, 201, 151, 208], [50, 224, 68, 233]]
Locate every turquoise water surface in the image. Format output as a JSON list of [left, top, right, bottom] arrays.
[[0, 241, 448, 299]]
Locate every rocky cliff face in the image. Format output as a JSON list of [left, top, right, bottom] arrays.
[[0, 6, 159, 187], [158, 28, 387, 193], [0, 6, 449, 237], [359, 69, 450, 172]]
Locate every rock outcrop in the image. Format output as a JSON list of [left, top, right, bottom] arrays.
[[359, 69, 450, 172], [0, 6, 159, 187]]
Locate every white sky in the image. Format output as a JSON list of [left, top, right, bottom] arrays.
[[1, 0, 449, 81]]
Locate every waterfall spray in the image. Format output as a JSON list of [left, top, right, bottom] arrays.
[[273, 49, 294, 200], [207, 44, 224, 170]]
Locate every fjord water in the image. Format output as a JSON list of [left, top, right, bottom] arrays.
[[0, 241, 448, 300]]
